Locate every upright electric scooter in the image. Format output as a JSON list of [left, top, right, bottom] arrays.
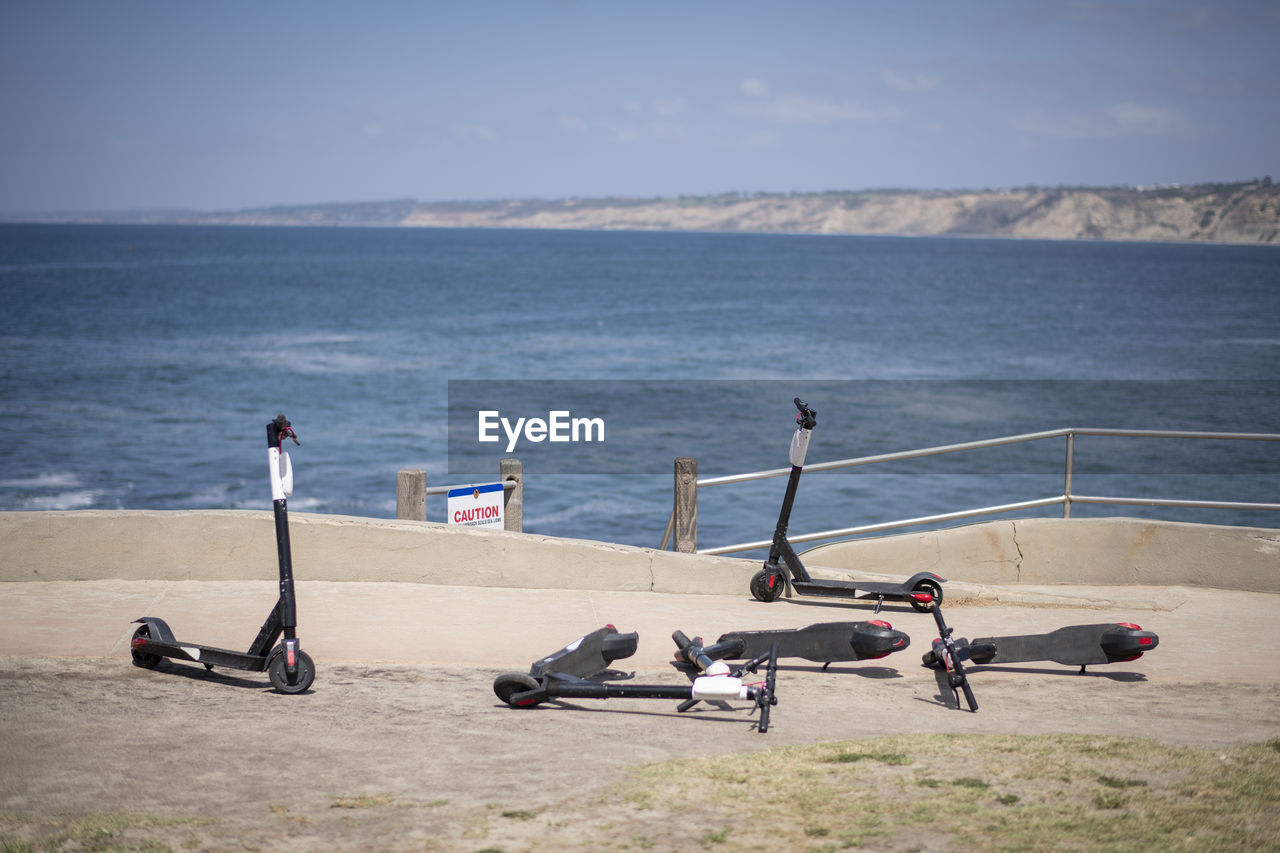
[[749, 398, 945, 611], [129, 414, 316, 694]]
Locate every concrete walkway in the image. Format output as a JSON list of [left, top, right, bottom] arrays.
[[2, 578, 1275, 686]]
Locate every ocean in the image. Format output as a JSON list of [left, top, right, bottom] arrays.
[[1, 224, 1277, 553]]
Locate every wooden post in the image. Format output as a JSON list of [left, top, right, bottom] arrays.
[[396, 468, 427, 521], [500, 458, 523, 532], [674, 456, 698, 553]]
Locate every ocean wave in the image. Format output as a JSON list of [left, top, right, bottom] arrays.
[[21, 490, 100, 510], [0, 472, 84, 488]]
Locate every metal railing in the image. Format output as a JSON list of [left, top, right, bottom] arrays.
[[659, 427, 1280, 555], [424, 481, 517, 497]]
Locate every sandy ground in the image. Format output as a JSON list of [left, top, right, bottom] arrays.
[[1, 581, 1278, 851]]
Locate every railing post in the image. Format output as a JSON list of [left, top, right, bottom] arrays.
[[674, 457, 698, 553], [500, 458, 523, 532], [397, 468, 427, 521], [1062, 432, 1075, 518]]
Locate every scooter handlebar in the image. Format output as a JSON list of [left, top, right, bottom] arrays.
[[268, 413, 300, 448], [793, 397, 816, 430]]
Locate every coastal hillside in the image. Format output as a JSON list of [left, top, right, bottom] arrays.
[[28, 180, 1280, 244]]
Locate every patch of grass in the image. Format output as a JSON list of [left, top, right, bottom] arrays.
[[1, 809, 211, 853], [1093, 791, 1129, 810], [608, 734, 1280, 852], [700, 827, 730, 845], [952, 776, 989, 789], [1098, 774, 1148, 789], [825, 750, 910, 765], [500, 809, 537, 820], [330, 793, 395, 809]]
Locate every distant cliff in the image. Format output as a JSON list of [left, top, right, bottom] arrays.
[[399, 182, 1280, 244], [23, 181, 1280, 244]]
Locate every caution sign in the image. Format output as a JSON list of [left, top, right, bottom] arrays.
[[447, 482, 505, 529]]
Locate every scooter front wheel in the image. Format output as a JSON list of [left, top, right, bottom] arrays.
[[910, 578, 943, 612], [493, 672, 544, 707], [268, 649, 315, 694], [750, 569, 785, 603], [130, 624, 162, 669]]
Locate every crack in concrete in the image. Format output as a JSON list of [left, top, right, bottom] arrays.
[[1011, 521, 1025, 583]]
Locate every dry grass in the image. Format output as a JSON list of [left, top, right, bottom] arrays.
[[3, 735, 1277, 851]]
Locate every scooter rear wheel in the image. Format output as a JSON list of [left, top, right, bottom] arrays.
[[910, 578, 943, 612], [130, 624, 162, 669], [750, 569, 785, 603], [268, 649, 315, 694], [493, 672, 544, 707]]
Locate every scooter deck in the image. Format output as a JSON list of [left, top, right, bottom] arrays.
[[939, 623, 1159, 667], [132, 616, 271, 671], [785, 571, 943, 609], [134, 638, 270, 671], [791, 580, 915, 600], [529, 625, 640, 680], [716, 621, 910, 663]]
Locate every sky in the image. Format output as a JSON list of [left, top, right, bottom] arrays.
[[1, 0, 1277, 213]]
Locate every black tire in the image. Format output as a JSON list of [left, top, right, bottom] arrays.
[[910, 578, 943, 612], [130, 624, 162, 669], [750, 569, 785, 603], [493, 672, 543, 707], [921, 649, 941, 670], [268, 649, 315, 694]]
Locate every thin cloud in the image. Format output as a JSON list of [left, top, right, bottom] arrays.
[[1011, 102, 1190, 138], [1106, 101, 1188, 135], [727, 93, 904, 124], [740, 77, 772, 98], [450, 121, 496, 142], [882, 69, 939, 93], [650, 97, 689, 117]]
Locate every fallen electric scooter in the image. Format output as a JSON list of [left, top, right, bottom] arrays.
[[924, 602, 979, 712], [711, 620, 911, 669], [923, 618, 1159, 674], [922, 602, 1160, 712], [129, 414, 316, 694], [493, 625, 779, 732], [749, 398, 945, 612]]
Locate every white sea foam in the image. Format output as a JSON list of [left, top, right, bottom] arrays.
[[0, 472, 84, 489], [23, 490, 99, 510]]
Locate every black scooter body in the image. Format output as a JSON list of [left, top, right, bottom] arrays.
[[749, 398, 945, 613], [923, 623, 1159, 671], [493, 626, 779, 732], [529, 623, 640, 680], [128, 415, 315, 694], [715, 620, 910, 664]]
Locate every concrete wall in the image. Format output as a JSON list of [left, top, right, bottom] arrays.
[[0, 510, 757, 594], [801, 517, 1280, 594], [1, 511, 1276, 594]]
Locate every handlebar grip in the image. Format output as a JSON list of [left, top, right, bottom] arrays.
[[960, 678, 978, 712], [793, 397, 816, 430]]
